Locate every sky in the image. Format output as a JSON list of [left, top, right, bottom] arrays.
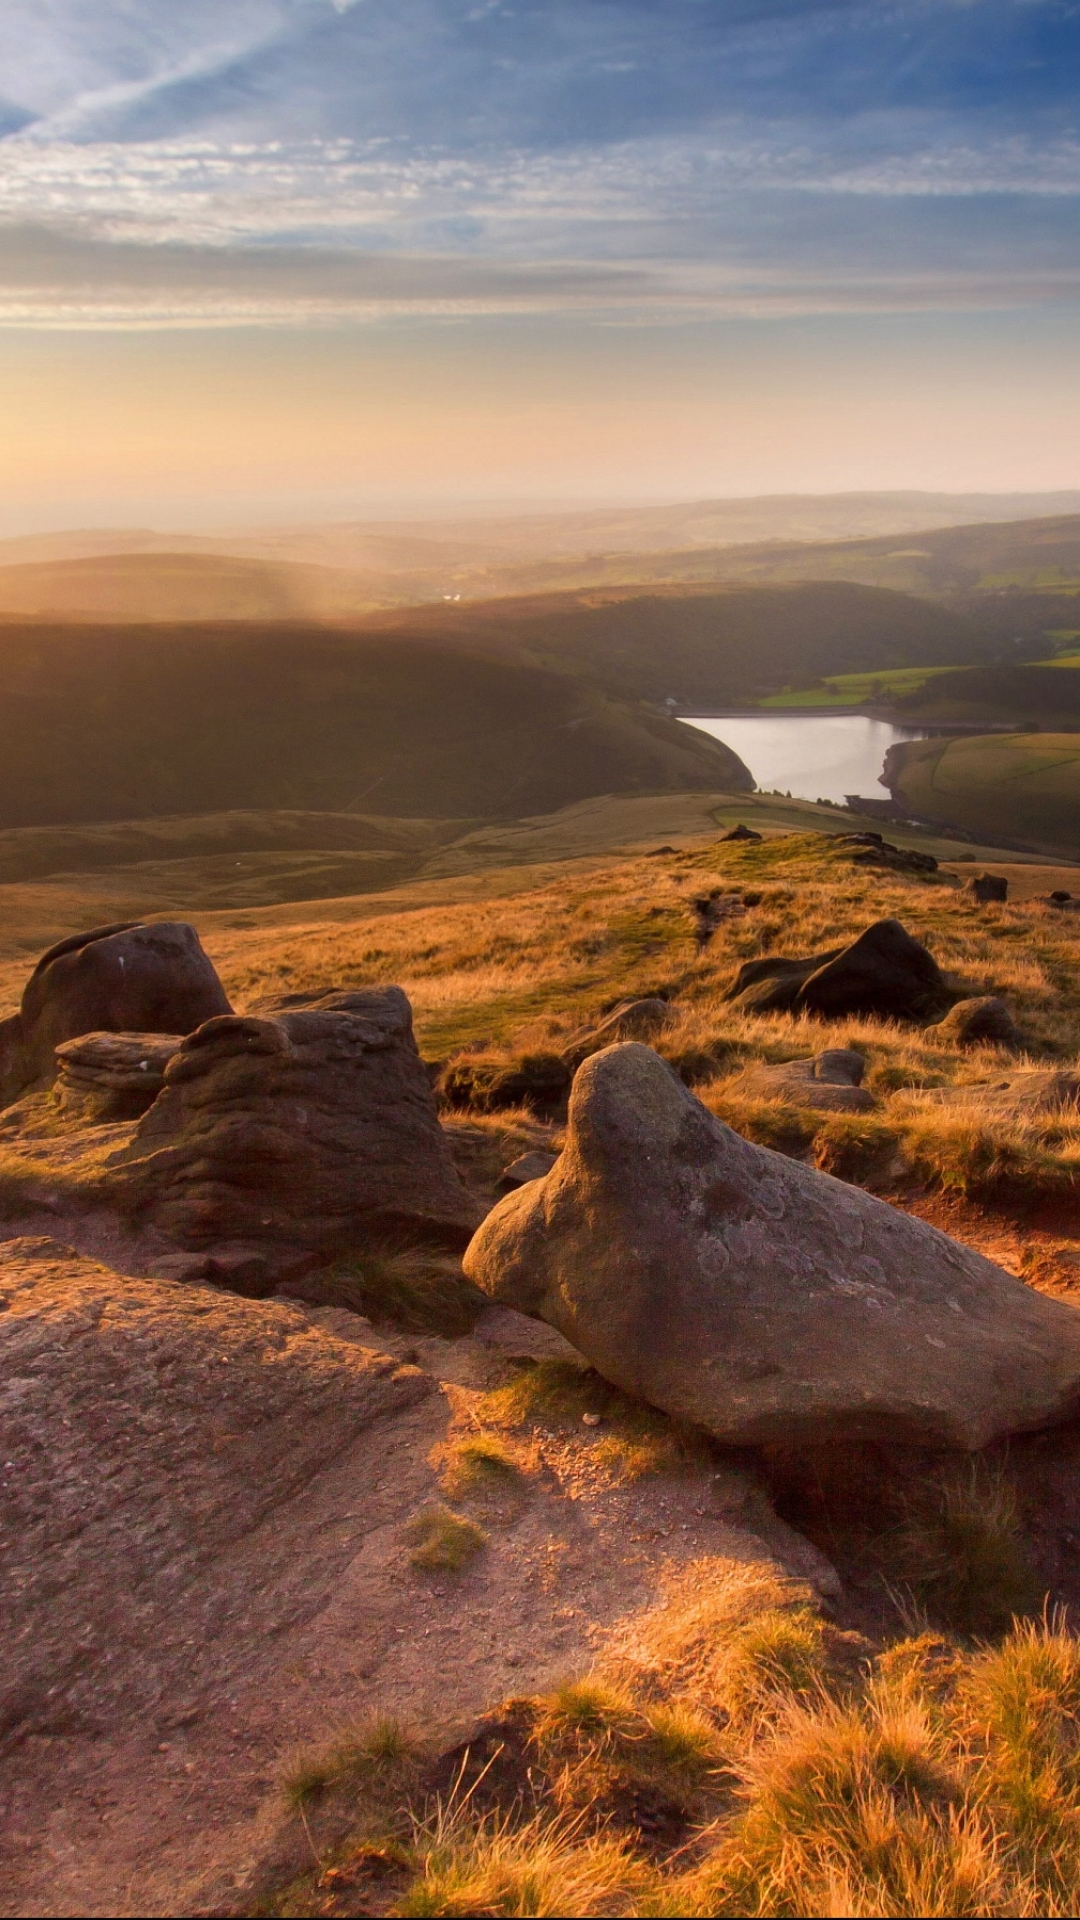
[[1, 0, 1079, 530]]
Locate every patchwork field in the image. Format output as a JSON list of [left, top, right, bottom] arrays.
[[885, 732, 1080, 857]]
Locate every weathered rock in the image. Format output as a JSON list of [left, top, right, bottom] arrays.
[[968, 873, 1008, 903], [54, 1029, 183, 1119], [726, 918, 950, 1023], [720, 823, 762, 842], [561, 997, 673, 1066], [928, 996, 1021, 1048], [463, 1043, 1080, 1450], [112, 988, 480, 1273], [0, 1236, 429, 1740], [496, 1149, 561, 1195], [0, 921, 231, 1110], [727, 1047, 875, 1113], [836, 833, 938, 877]]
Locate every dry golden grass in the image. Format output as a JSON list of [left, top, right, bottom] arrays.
[[267, 1552, 1080, 1918]]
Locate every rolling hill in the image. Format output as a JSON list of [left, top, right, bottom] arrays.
[[359, 581, 989, 707], [0, 620, 752, 830]]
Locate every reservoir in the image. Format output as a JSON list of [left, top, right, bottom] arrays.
[[679, 713, 930, 806]]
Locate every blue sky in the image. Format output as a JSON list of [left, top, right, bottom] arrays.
[[1, 2, 1078, 520]]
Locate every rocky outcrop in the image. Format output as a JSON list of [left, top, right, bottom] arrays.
[[496, 1149, 561, 1195], [112, 988, 480, 1280], [464, 1043, 1080, 1450], [928, 997, 1020, 1049], [0, 921, 231, 1109], [0, 1236, 430, 1740], [725, 918, 950, 1022], [725, 1047, 875, 1113], [54, 1030, 183, 1119]]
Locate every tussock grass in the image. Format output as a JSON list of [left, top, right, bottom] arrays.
[[406, 1505, 488, 1572], [268, 1558, 1080, 1918], [479, 1359, 699, 1481], [396, 1803, 655, 1918], [891, 1466, 1039, 1640], [315, 1246, 486, 1336], [440, 1433, 528, 1501], [280, 1714, 417, 1810]]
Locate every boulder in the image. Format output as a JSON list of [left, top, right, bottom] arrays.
[[53, 1030, 183, 1119], [726, 1047, 875, 1113], [561, 997, 673, 1067], [725, 919, 950, 1023], [0, 921, 231, 1109], [928, 996, 1021, 1049], [968, 874, 1008, 904], [496, 1149, 561, 1195], [720, 823, 762, 842], [463, 1043, 1080, 1451], [112, 988, 481, 1276]]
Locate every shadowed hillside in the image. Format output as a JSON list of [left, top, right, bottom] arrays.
[[362, 581, 988, 705], [0, 621, 751, 829]]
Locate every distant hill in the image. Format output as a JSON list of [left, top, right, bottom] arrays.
[[0, 552, 388, 622], [360, 582, 989, 707], [0, 621, 751, 829]]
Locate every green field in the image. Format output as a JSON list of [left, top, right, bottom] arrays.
[[885, 732, 1080, 857], [761, 664, 961, 707]]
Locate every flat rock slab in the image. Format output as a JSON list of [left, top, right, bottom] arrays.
[[464, 1043, 1080, 1451], [0, 1237, 430, 1744], [726, 1047, 875, 1113]]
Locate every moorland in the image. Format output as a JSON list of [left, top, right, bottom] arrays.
[[7, 494, 1080, 1920]]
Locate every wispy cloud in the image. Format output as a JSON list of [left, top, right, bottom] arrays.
[[0, 2, 1077, 327]]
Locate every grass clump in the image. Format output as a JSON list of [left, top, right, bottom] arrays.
[[406, 1504, 488, 1573], [892, 1466, 1039, 1639], [396, 1804, 656, 1918], [317, 1246, 486, 1336], [280, 1714, 417, 1811], [441, 1433, 526, 1500], [895, 1099, 1080, 1203]]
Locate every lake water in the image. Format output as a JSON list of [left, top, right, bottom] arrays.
[[679, 713, 930, 806]]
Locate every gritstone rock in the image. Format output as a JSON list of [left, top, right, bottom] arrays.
[[968, 874, 1008, 903], [463, 1043, 1080, 1451], [0, 921, 231, 1109], [111, 988, 480, 1272], [725, 918, 950, 1022], [496, 1150, 561, 1195], [0, 1236, 430, 1739], [725, 1047, 875, 1112], [561, 997, 673, 1067], [54, 1030, 183, 1119], [928, 997, 1021, 1048]]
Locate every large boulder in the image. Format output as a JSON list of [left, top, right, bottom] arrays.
[[0, 921, 231, 1109], [463, 1043, 1080, 1451], [112, 987, 481, 1275], [725, 918, 950, 1022]]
